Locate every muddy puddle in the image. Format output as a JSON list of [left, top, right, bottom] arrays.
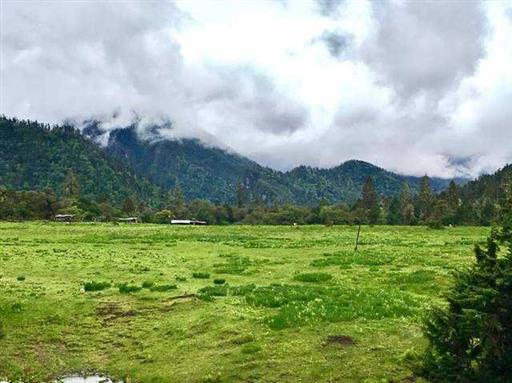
[[56, 375, 122, 383]]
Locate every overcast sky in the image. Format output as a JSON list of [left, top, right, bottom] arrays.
[[1, 0, 511, 177]]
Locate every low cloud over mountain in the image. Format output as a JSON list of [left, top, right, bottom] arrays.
[[1, 0, 511, 177]]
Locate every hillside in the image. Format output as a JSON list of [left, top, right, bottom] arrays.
[[1, 117, 464, 205], [0, 117, 162, 205], [103, 125, 461, 204]]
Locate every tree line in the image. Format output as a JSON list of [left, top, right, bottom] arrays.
[[1, 169, 509, 226]]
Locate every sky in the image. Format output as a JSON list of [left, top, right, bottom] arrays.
[[1, 0, 512, 177]]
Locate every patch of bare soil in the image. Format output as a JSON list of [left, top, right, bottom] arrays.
[[324, 335, 356, 346], [96, 303, 137, 322]]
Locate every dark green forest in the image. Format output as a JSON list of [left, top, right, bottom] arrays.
[[1, 116, 511, 226]]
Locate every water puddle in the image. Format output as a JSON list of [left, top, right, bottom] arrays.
[[56, 375, 121, 383], [1, 374, 122, 383]]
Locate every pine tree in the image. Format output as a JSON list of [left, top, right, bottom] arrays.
[[236, 182, 246, 208], [122, 196, 136, 215], [418, 199, 512, 382], [167, 185, 187, 218], [386, 196, 401, 225], [399, 182, 415, 225], [446, 180, 460, 211], [61, 169, 80, 198], [417, 175, 434, 222], [361, 176, 380, 224]]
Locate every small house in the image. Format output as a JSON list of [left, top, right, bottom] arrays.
[[55, 214, 74, 222], [171, 219, 207, 225], [118, 217, 139, 223]]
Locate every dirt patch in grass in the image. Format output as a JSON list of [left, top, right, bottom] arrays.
[[96, 303, 137, 322], [324, 335, 355, 346]]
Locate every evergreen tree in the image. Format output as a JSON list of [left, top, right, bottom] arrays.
[[418, 200, 512, 382], [446, 180, 460, 211], [235, 182, 246, 208], [122, 196, 136, 215], [399, 182, 415, 225], [361, 176, 380, 224], [417, 175, 434, 222], [61, 169, 80, 198], [167, 185, 187, 218], [386, 196, 401, 225]]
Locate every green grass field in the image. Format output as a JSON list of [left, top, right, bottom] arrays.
[[0, 223, 489, 382]]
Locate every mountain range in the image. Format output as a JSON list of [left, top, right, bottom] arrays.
[[1, 116, 468, 206]]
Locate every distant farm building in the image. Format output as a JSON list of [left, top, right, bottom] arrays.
[[171, 219, 207, 225], [118, 217, 139, 223], [55, 214, 74, 222]]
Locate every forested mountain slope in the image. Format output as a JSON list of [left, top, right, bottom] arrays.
[[1, 116, 464, 205], [0, 117, 161, 205]]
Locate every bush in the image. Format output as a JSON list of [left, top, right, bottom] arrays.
[[427, 219, 444, 230], [11, 302, 23, 313], [0, 322, 5, 339], [118, 283, 142, 294], [213, 278, 226, 285], [141, 280, 155, 289], [293, 272, 332, 282], [175, 275, 187, 282], [149, 284, 177, 292], [16, 275, 25, 281], [417, 226, 512, 382], [198, 285, 229, 300], [192, 272, 210, 279], [83, 281, 111, 292]]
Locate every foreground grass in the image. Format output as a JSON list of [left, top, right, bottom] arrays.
[[0, 223, 488, 382]]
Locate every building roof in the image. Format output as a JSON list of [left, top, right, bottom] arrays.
[[171, 219, 207, 225]]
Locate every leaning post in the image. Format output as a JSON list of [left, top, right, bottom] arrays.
[[354, 221, 362, 251]]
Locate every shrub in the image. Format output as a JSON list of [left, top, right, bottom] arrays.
[[293, 272, 332, 283], [192, 272, 210, 279], [175, 275, 187, 282], [118, 283, 142, 294], [11, 302, 23, 313], [16, 275, 25, 281], [0, 322, 5, 339], [141, 280, 155, 289], [198, 285, 229, 300], [417, 226, 512, 382], [213, 278, 226, 285], [427, 219, 444, 230], [149, 284, 177, 292], [83, 281, 111, 292]]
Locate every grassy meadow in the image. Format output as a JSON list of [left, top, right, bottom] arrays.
[[0, 223, 489, 382]]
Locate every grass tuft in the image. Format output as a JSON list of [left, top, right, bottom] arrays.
[[293, 272, 332, 282], [84, 281, 111, 292], [141, 280, 155, 289], [118, 283, 142, 294], [193, 272, 210, 279], [149, 284, 177, 292]]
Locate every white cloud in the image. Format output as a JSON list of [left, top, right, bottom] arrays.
[[1, 0, 511, 178]]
